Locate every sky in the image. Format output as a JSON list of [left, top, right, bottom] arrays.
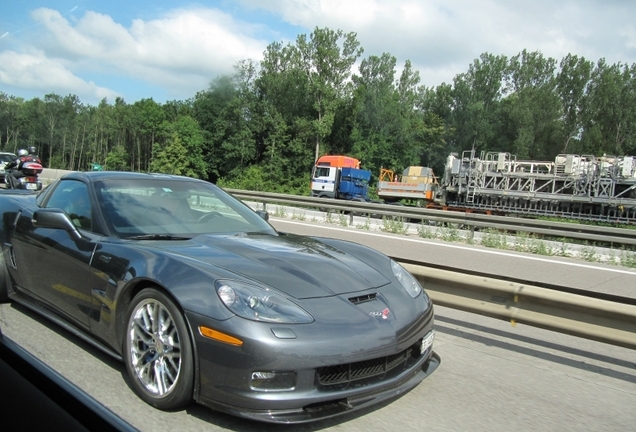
[[1, 0, 635, 106]]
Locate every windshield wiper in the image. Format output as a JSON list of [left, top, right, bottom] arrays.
[[126, 234, 191, 240]]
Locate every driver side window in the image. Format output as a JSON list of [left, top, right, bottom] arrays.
[[46, 180, 93, 231]]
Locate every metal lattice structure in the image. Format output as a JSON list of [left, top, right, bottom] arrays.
[[437, 150, 636, 223]]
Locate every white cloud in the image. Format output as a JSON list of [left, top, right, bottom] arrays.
[[238, 0, 636, 85], [0, 50, 118, 101], [2, 1, 635, 103], [0, 7, 270, 103]]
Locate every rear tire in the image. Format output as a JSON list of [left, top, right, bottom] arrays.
[[123, 288, 194, 410]]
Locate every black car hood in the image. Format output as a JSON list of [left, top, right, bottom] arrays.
[[152, 233, 391, 299]]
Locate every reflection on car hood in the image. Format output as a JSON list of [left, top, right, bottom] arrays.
[[154, 233, 391, 299]]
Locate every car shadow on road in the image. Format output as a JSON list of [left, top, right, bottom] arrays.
[[434, 313, 636, 383], [7, 301, 124, 370]]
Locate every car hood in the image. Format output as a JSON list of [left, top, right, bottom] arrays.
[[152, 233, 391, 299]]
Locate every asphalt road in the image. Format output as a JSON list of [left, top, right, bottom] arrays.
[[0, 217, 635, 431]]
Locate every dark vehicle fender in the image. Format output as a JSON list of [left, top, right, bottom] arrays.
[[88, 243, 237, 353]]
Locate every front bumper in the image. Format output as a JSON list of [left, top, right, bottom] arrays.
[[185, 294, 438, 423], [200, 348, 439, 423]]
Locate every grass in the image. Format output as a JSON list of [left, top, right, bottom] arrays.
[[355, 217, 372, 230], [338, 213, 349, 227], [291, 209, 307, 221], [380, 216, 408, 235], [273, 206, 287, 218], [439, 225, 463, 243]]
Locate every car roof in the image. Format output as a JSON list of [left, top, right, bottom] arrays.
[[59, 170, 208, 184]]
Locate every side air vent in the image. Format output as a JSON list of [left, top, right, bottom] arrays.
[[348, 293, 377, 305]]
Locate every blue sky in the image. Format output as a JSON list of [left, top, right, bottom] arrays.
[[1, 1, 635, 105]]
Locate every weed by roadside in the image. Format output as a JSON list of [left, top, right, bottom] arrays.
[[356, 217, 371, 230], [439, 225, 463, 243], [291, 210, 307, 221], [580, 243, 599, 262], [480, 229, 508, 249], [338, 213, 348, 227], [417, 223, 436, 239], [273, 206, 287, 218], [380, 216, 408, 235]]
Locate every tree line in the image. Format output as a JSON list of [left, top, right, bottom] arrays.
[[1, 27, 635, 194]]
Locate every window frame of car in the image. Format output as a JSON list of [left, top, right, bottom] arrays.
[[40, 179, 101, 235]]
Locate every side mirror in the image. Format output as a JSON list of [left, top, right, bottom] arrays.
[[32, 209, 82, 241], [255, 210, 269, 221]]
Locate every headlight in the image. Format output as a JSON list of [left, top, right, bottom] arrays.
[[216, 280, 314, 323], [391, 259, 422, 298]]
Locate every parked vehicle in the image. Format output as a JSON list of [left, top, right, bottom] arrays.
[[0, 171, 438, 423]]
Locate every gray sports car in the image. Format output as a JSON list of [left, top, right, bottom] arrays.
[[0, 171, 438, 423]]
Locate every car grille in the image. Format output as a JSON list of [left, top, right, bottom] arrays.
[[317, 346, 416, 386]]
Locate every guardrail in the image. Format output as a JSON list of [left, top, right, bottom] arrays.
[[226, 189, 636, 247], [401, 263, 636, 350]]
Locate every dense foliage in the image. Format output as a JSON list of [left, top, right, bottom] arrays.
[[2, 27, 636, 194]]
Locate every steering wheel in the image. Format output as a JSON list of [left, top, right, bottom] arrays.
[[197, 211, 222, 223]]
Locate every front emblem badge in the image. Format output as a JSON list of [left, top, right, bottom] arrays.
[[369, 308, 390, 320]]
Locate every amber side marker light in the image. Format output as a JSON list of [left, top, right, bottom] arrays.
[[199, 326, 244, 346]]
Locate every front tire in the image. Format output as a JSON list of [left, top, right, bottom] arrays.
[[123, 288, 194, 410]]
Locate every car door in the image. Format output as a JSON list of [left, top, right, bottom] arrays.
[[11, 180, 103, 329]]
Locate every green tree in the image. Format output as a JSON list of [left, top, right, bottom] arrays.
[[0, 93, 28, 152], [131, 98, 166, 172], [450, 53, 508, 154], [557, 54, 593, 153], [504, 50, 562, 159], [295, 27, 363, 161], [193, 75, 242, 181], [105, 144, 129, 170], [583, 60, 636, 155], [150, 132, 188, 175], [350, 53, 402, 174], [42, 93, 64, 168], [153, 115, 207, 178]]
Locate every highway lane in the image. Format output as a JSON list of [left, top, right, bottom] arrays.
[[1, 214, 634, 431]]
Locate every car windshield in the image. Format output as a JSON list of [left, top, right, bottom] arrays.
[[94, 178, 277, 239]]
